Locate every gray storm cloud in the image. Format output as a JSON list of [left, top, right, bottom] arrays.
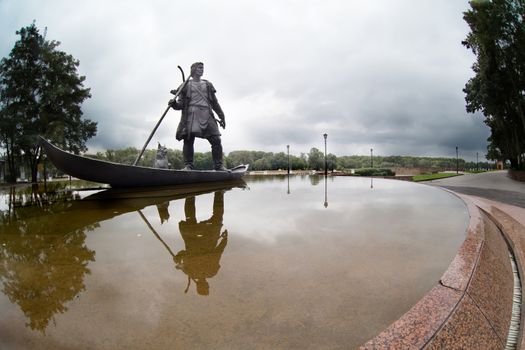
[[0, 0, 489, 160]]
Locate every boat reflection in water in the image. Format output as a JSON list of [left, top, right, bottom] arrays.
[[0, 180, 244, 334]]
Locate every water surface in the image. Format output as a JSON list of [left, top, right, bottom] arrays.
[[0, 176, 468, 349]]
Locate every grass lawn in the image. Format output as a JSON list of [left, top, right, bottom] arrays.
[[412, 173, 462, 182]]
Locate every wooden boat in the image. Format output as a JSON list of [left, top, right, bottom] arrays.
[[39, 136, 249, 188]]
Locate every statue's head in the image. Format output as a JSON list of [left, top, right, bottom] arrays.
[[196, 279, 209, 295], [190, 62, 204, 78]]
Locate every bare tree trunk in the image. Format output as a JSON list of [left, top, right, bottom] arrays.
[[5, 140, 17, 183]]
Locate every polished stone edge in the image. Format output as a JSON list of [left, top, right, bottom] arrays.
[[360, 285, 461, 350], [423, 293, 503, 349], [465, 197, 525, 350], [461, 211, 513, 344], [360, 191, 520, 350], [439, 196, 484, 292]]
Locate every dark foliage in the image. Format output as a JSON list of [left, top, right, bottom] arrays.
[[463, 0, 525, 169], [354, 168, 396, 177], [0, 22, 97, 182]]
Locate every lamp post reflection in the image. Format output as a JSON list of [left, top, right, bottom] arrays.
[[324, 176, 328, 208], [323, 133, 328, 176], [287, 145, 290, 175]]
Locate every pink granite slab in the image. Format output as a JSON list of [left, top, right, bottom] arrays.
[[439, 191, 484, 292], [423, 294, 503, 349], [359, 285, 461, 349], [465, 214, 513, 343]]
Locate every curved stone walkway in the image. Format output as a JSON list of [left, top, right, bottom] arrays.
[[361, 171, 525, 349], [428, 170, 525, 208], [430, 171, 525, 349]]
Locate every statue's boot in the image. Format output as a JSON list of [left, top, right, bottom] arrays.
[[210, 136, 227, 171], [182, 137, 195, 170]]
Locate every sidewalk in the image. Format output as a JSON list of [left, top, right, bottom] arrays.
[[428, 170, 525, 208]]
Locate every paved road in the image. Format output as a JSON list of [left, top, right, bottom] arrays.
[[428, 171, 525, 208]]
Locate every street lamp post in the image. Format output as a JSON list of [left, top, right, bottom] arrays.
[[456, 146, 459, 174], [370, 148, 373, 168], [287, 145, 290, 175], [476, 152, 479, 172], [323, 133, 328, 176]]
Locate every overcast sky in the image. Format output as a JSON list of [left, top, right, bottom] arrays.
[[0, 0, 489, 161]]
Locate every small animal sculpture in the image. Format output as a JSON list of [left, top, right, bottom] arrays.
[[154, 143, 170, 169]]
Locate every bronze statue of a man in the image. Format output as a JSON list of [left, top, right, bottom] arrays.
[[169, 62, 227, 171]]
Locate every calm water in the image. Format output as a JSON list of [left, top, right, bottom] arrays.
[[0, 176, 468, 349]]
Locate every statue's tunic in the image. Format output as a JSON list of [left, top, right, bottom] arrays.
[[174, 80, 224, 141]]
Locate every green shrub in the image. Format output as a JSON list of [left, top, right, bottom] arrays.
[[412, 173, 461, 182], [354, 168, 395, 176]]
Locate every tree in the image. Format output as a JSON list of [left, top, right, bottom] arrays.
[[253, 157, 270, 170], [167, 149, 184, 169], [327, 153, 337, 171], [194, 152, 214, 170], [226, 150, 256, 167], [0, 22, 97, 182], [463, 0, 525, 169], [271, 152, 288, 170], [290, 154, 307, 170], [0, 190, 96, 332], [307, 147, 324, 170]]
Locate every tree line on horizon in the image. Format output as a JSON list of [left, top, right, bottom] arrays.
[[84, 146, 491, 173], [0, 22, 96, 183]]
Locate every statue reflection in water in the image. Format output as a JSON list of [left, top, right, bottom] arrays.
[[175, 191, 227, 296], [143, 190, 228, 296], [156, 201, 171, 224]]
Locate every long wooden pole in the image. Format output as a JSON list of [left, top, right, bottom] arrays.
[[133, 106, 171, 166], [137, 210, 177, 258], [133, 66, 188, 166]]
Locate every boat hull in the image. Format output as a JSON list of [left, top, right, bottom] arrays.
[[39, 137, 248, 188]]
